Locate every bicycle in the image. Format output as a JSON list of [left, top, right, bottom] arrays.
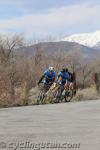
[[37, 82, 52, 105], [53, 83, 73, 103]]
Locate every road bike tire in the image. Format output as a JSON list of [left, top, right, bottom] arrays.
[[64, 90, 73, 102], [37, 91, 45, 104]]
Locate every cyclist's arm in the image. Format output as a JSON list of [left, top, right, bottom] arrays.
[[52, 73, 56, 82], [38, 74, 45, 85], [52, 77, 56, 82], [57, 71, 62, 78], [68, 72, 73, 82], [56, 72, 62, 83], [56, 76, 62, 85]]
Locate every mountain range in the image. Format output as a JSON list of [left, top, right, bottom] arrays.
[[61, 30, 100, 48], [18, 30, 100, 62], [21, 41, 100, 60]]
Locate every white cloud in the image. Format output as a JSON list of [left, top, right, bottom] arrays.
[[0, 2, 100, 37]]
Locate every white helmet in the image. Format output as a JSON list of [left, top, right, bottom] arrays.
[[49, 66, 54, 71]]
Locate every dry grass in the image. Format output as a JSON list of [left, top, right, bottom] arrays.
[[26, 85, 100, 105], [73, 85, 100, 101], [0, 85, 100, 108], [28, 86, 39, 105]]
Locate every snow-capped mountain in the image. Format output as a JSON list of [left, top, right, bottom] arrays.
[[62, 30, 100, 47]]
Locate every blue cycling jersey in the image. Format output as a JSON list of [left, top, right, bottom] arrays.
[[58, 71, 70, 82], [44, 69, 56, 81]]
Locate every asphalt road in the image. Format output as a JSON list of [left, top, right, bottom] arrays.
[[0, 100, 100, 150]]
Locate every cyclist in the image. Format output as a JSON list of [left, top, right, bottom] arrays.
[[57, 68, 70, 85], [64, 68, 74, 90], [38, 67, 56, 90], [57, 68, 73, 95]]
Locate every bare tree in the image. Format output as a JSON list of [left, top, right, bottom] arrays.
[[0, 35, 24, 104]]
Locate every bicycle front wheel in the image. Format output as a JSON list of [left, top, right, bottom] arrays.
[[37, 91, 45, 104]]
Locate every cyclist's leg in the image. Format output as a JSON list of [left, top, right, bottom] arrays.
[[58, 81, 65, 96], [69, 82, 73, 90], [64, 80, 70, 90], [66, 80, 73, 90], [43, 79, 52, 96]]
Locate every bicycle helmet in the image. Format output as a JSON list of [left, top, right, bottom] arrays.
[[62, 68, 66, 72], [49, 66, 54, 71]]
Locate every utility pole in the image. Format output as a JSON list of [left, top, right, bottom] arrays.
[[93, 73, 99, 93]]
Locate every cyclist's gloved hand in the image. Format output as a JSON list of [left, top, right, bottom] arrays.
[[58, 81, 62, 85]]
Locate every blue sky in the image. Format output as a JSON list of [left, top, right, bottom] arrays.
[[0, 0, 100, 39]]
